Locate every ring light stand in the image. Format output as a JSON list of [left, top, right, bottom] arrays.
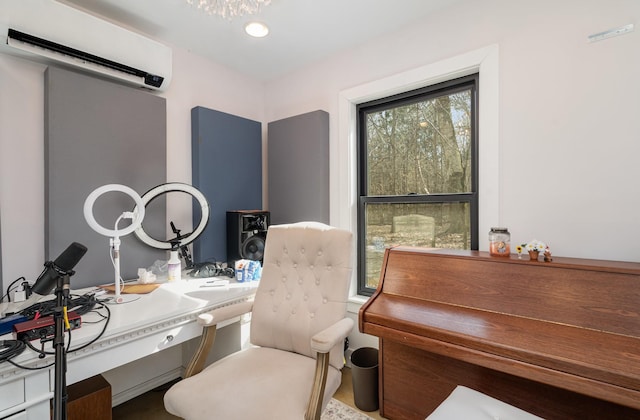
[[83, 184, 145, 304], [133, 183, 209, 268]]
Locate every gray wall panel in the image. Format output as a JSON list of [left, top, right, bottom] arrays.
[[267, 110, 329, 225], [191, 106, 262, 264], [0, 204, 2, 290], [45, 67, 166, 289]]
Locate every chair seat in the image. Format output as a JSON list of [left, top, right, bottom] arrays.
[[164, 346, 342, 420]]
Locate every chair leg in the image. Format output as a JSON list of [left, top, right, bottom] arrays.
[[184, 325, 217, 378], [305, 352, 330, 420]]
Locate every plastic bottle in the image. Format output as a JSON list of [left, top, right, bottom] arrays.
[[489, 227, 511, 257], [167, 250, 182, 282]]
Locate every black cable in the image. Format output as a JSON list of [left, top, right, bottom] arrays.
[[24, 339, 48, 356], [81, 309, 108, 323], [1, 276, 26, 303], [22, 298, 110, 357], [18, 293, 98, 319], [0, 339, 26, 361], [6, 297, 110, 373], [69, 301, 110, 353], [7, 358, 55, 370], [67, 293, 99, 316], [22, 325, 71, 357], [18, 298, 56, 319]]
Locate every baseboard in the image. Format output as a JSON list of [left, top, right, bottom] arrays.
[[111, 367, 182, 407]]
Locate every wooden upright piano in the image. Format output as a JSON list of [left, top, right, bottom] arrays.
[[359, 247, 640, 419]]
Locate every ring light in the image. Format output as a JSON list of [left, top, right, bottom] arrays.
[[133, 183, 210, 250], [83, 184, 145, 303], [83, 184, 145, 237]]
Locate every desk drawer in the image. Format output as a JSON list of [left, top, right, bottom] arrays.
[[1, 410, 27, 420], [0, 378, 24, 412]]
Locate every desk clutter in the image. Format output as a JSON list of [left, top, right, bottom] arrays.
[[233, 259, 262, 282], [0, 290, 108, 369], [138, 259, 260, 281], [174, 260, 261, 282], [96, 259, 261, 297], [187, 261, 235, 279]]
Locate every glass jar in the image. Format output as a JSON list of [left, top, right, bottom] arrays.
[[489, 227, 510, 257]]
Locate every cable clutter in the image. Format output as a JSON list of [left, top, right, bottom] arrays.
[[0, 291, 111, 368], [0, 276, 28, 303], [0, 338, 26, 364], [187, 261, 235, 278]]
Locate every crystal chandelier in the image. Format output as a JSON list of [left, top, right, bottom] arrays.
[[186, 0, 272, 20]]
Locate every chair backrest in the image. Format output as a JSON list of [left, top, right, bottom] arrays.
[[250, 221, 353, 369]]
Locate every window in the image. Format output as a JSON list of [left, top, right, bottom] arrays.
[[357, 74, 479, 295]]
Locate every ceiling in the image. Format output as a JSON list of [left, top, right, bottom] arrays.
[[60, 0, 462, 81]]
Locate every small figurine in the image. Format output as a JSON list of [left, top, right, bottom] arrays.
[[543, 247, 553, 262]]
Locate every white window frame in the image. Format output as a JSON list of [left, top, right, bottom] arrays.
[[332, 44, 500, 299]]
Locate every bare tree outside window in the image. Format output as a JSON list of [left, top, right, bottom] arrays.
[[357, 75, 479, 293]]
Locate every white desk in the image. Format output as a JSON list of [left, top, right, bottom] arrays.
[[0, 277, 257, 419]]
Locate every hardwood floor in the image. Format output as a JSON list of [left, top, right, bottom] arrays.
[[112, 367, 386, 419], [112, 380, 180, 420]]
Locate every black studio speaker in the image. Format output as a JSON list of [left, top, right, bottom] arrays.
[[226, 210, 270, 266]]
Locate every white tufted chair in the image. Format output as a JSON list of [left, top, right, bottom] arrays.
[[164, 222, 354, 420]]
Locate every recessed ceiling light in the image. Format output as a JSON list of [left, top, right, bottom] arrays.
[[245, 22, 269, 38]]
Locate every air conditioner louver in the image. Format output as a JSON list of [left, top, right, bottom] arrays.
[[0, 0, 172, 91]]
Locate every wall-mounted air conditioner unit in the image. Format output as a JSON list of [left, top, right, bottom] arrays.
[[0, 0, 172, 91]]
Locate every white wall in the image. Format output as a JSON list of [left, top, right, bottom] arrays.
[[264, 0, 640, 263], [0, 55, 47, 289]]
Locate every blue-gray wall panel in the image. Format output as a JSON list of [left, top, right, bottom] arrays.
[[267, 110, 329, 225], [191, 106, 262, 264]]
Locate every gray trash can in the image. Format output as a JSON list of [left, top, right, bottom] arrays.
[[350, 347, 379, 412]]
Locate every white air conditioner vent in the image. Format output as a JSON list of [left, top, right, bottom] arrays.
[[0, 0, 172, 91]]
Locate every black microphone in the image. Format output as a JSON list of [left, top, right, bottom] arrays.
[[3, 242, 88, 316], [31, 242, 88, 296]]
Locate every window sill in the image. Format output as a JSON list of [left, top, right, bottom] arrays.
[[347, 294, 370, 314]]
